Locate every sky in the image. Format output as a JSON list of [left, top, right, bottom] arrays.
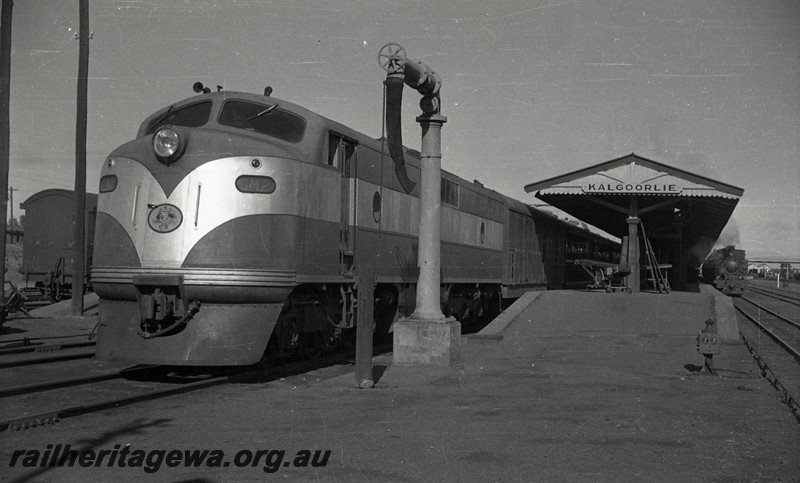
[[3, 0, 799, 261]]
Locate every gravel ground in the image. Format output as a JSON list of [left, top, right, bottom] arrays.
[[2, 290, 798, 482]]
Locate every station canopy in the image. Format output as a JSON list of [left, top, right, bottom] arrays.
[[524, 153, 744, 259]]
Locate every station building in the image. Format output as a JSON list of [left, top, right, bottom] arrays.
[[524, 153, 744, 293]]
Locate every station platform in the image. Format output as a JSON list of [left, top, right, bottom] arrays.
[[2, 290, 799, 481]]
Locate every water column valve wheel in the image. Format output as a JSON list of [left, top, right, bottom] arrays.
[[378, 42, 442, 111], [378, 42, 407, 74]]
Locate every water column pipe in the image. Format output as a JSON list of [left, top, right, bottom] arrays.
[[379, 43, 449, 320]]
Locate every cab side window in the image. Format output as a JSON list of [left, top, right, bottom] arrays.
[[328, 133, 356, 171], [328, 133, 341, 168]]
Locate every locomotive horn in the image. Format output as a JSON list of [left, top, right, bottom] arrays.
[[264, 86, 273, 97], [192, 82, 211, 94]]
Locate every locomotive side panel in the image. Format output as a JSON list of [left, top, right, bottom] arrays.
[[503, 205, 548, 296], [542, 223, 568, 289], [349, 143, 507, 323], [351, 145, 506, 284], [522, 210, 564, 290]]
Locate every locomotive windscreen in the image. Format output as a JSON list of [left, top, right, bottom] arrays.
[[144, 101, 213, 135], [219, 100, 306, 143]]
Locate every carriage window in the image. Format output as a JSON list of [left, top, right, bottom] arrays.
[[144, 101, 213, 135], [441, 178, 459, 207], [567, 240, 589, 257], [219, 100, 306, 143]]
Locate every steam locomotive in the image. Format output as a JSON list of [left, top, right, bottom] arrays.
[[703, 245, 748, 296], [92, 86, 614, 366]]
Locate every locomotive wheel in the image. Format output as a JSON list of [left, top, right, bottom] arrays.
[[479, 290, 500, 323], [254, 352, 277, 370], [268, 314, 300, 359], [373, 285, 399, 338], [301, 332, 325, 360], [457, 302, 469, 322], [475, 302, 485, 322]]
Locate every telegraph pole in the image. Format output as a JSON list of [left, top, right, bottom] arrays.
[[72, 0, 89, 316], [8, 187, 16, 227], [0, 0, 13, 322]]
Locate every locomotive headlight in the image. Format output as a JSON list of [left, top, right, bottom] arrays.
[[152, 127, 184, 163]]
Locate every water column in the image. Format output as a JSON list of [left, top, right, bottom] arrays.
[[379, 44, 460, 365]]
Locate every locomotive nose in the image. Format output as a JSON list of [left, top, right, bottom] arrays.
[[723, 260, 738, 273]]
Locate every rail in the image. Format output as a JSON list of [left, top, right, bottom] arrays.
[[0, 344, 95, 369], [735, 300, 800, 364], [0, 343, 391, 432], [739, 332, 800, 423], [748, 285, 800, 307], [735, 293, 800, 424]]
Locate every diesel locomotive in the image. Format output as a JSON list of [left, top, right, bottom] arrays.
[[92, 86, 610, 366], [703, 245, 748, 296]]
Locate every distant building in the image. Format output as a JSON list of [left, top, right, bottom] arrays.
[[748, 263, 773, 276]]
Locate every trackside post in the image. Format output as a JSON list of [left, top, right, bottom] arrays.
[[355, 267, 375, 388]]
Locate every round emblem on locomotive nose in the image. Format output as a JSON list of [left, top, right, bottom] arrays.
[[147, 204, 183, 233]]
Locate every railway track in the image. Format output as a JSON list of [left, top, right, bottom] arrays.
[[748, 284, 800, 306], [0, 365, 156, 398], [0, 341, 96, 368], [735, 290, 800, 422], [0, 345, 387, 432], [0, 333, 93, 348]]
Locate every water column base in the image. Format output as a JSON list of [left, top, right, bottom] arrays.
[[392, 317, 461, 366]]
